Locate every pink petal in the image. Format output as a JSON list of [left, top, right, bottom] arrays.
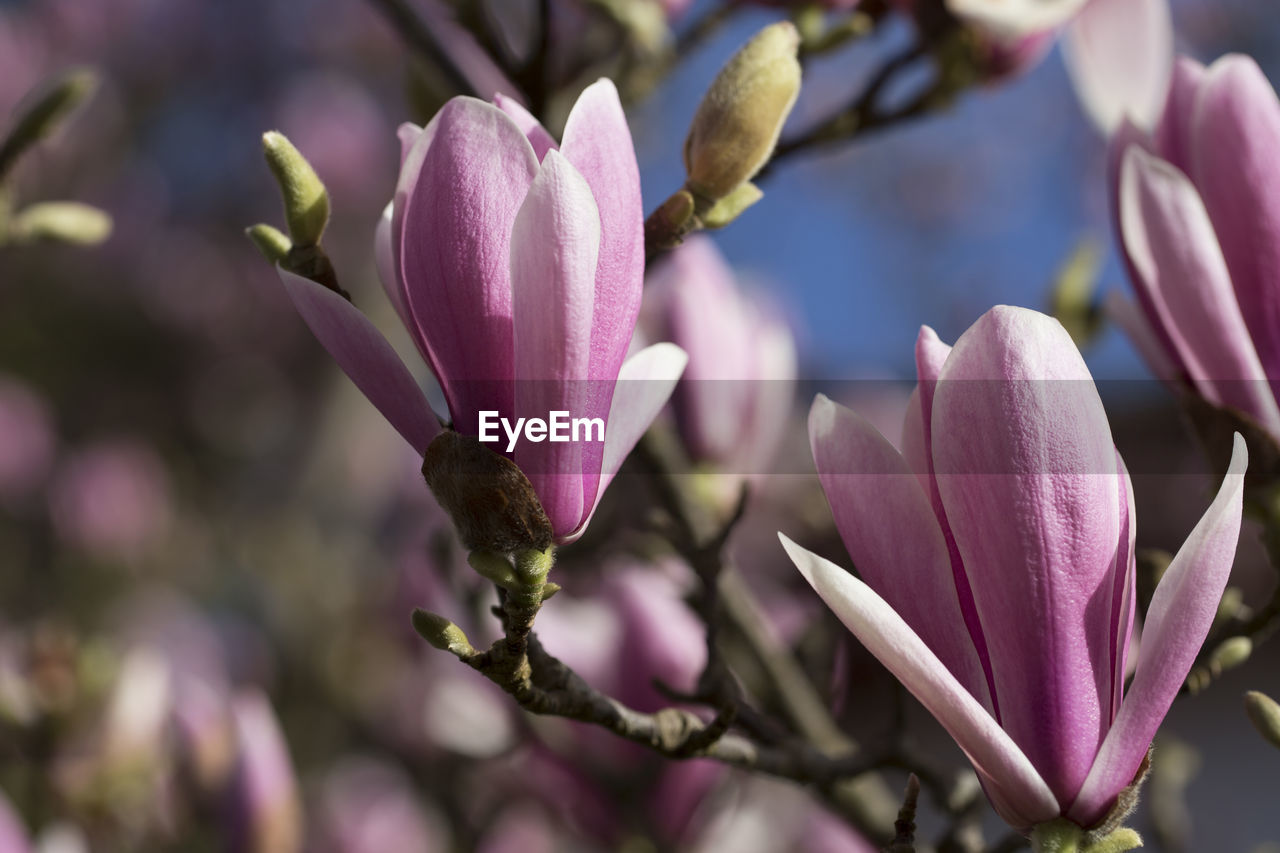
[[510, 151, 602, 538], [1191, 54, 1280, 383], [494, 93, 558, 161], [780, 535, 1060, 829], [397, 122, 422, 166], [1106, 454, 1137, 723], [1154, 57, 1207, 173], [374, 203, 410, 328], [1069, 434, 1246, 826], [564, 343, 686, 544], [396, 98, 539, 433], [1119, 147, 1280, 433], [931, 306, 1120, 804], [651, 236, 754, 464], [809, 395, 992, 709], [738, 308, 797, 474], [904, 327, 1000, 717], [560, 79, 645, 484], [1063, 0, 1173, 134], [278, 269, 440, 454]]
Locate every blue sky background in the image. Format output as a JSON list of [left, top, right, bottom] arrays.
[[632, 0, 1280, 386]]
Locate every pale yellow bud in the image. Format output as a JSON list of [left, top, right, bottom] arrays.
[[262, 130, 329, 247], [1245, 690, 1280, 749], [9, 201, 112, 245], [684, 22, 801, 201]]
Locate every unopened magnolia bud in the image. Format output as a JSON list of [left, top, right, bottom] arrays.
[[467, 550, 519, 589], [262, 131, 329, 247], [1245, 691, 1280, 749], [1208, 636, 1252, 675], [411, 610, 476, 658], [684, 22, 801, 201], [1213, 587, 1246, 632], [1087, 829, 1143, 853], [0, 68, 97, 180], [245, 224, 292, 264], [421, 430, 554, 554], [9, 202, 112, 245], [699, 181, 763, 230]]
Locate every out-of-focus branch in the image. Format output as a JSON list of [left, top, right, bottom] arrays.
[[366, 0, 480, 98], [629, 431, 900, 839], [422, 607, 910, 801]]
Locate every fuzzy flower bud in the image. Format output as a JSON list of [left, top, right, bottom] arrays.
[[9, 201, 112, 246], [683, 22, 801, 201], [1244, 690, 1280, 749], [261, 130, 329, 248]]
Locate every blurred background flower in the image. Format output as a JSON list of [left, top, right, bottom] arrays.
[[1, 0, 1278, 849]]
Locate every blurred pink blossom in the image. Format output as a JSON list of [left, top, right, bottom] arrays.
[[0, 376, 56, 506], [48, 439, 171, 562]]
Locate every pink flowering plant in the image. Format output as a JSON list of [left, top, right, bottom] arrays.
[[4, 0, 1280, 850]]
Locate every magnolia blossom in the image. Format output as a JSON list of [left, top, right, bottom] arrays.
[[644, 236, 796, 474], [781, 306, 1246, 830], [1109, 54, 1280, 441], [936, 0, 1173, 111], [278, 80, 686, 543]]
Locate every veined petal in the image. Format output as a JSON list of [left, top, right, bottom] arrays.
[[1069, 434, 1246, 826], [564, 343, 687, 544], [1107, 453, 1137, 723], [808, 395, 991, 708], [561, 79, 645, 505], [780, 535, 1059, 829], [510, 151, 601, 538], [1107, 122, 1190, 379], [932, 305, 1119, 804], [494, 93, 558, 161], [1063, 0, 1173, 134], [946, 0, 1088, 42], [1119, 146, 1280, 433], [1191, 55, 1280, 383], [278, 269, 440, 454], [396, 97, 539, 433], [905, 327, 999, 718]]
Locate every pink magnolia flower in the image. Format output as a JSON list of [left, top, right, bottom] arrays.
[[227, 690, 302, 853], [644, 236, 796, 476], [935, 0, 1172, 101], [1109, 55, 1280, 441], [277, 80, 686, 543], [781, 306, 1246, 830]]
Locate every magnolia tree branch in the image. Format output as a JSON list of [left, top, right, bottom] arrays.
[[421, 594, 919, 841]]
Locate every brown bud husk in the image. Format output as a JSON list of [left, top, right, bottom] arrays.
[[422, 430, 554, 554], [684, 21, 801, 202]]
